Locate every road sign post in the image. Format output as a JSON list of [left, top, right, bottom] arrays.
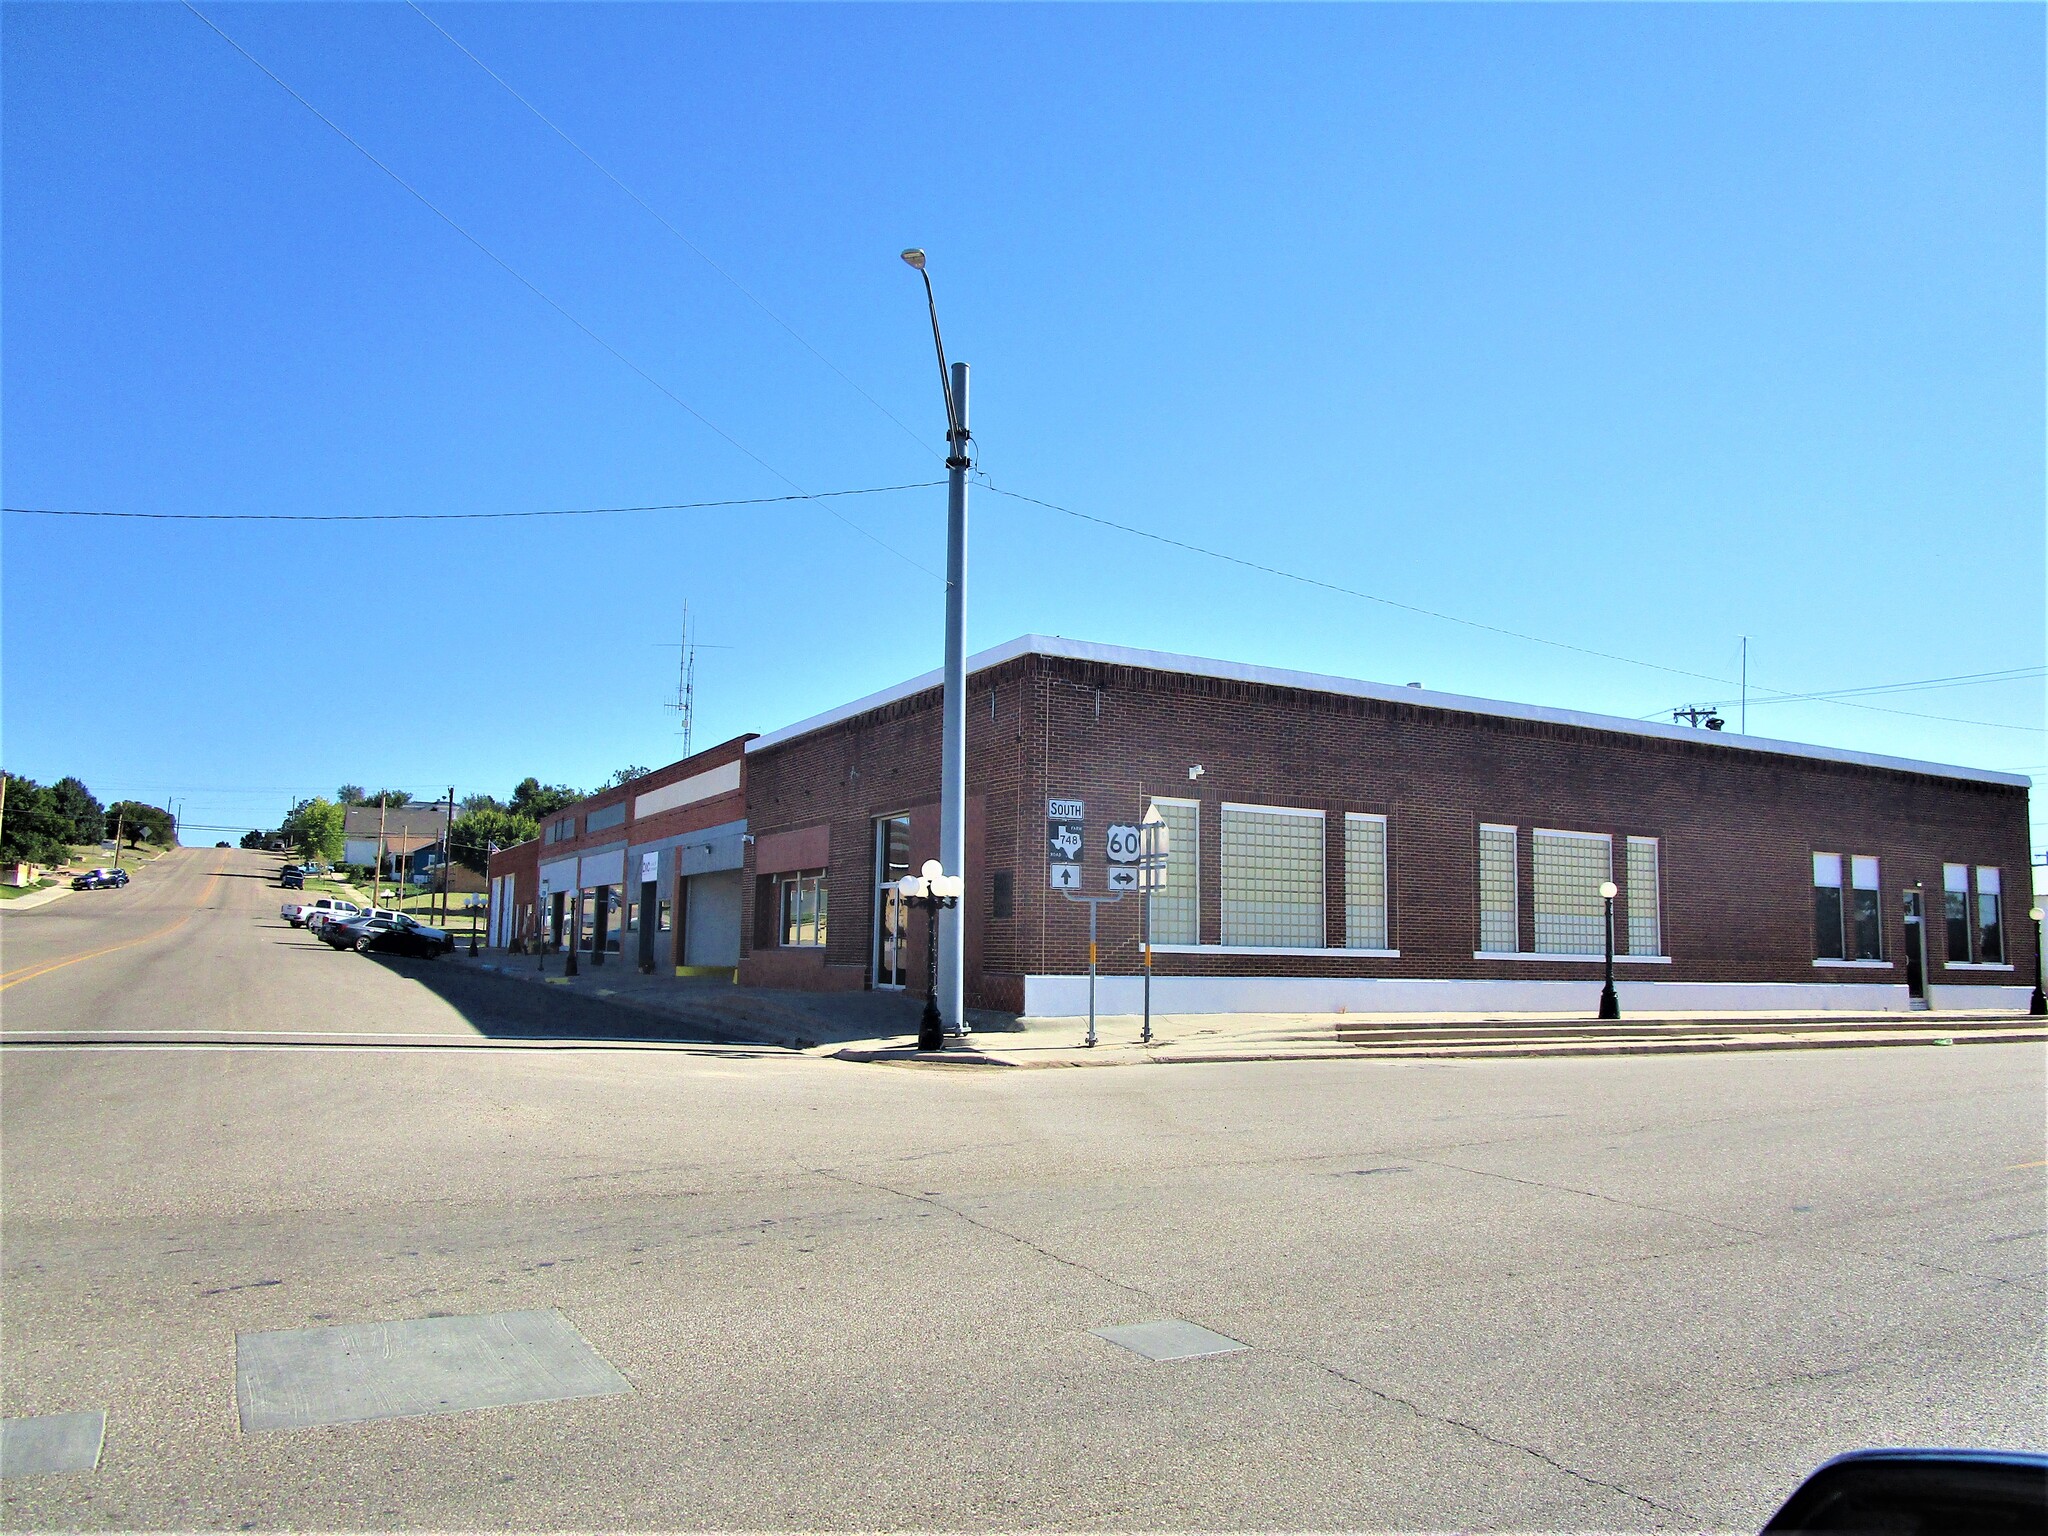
[[1059, 889, 1124, 1047], [1137, 807, 1170, 1045]]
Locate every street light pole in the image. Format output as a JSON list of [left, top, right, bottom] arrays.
[[1598, 879, 1621, 1020], [901, 249, 971, 1037], [898, 861, 963, 1052], [2029, 906, 2045, 1017]]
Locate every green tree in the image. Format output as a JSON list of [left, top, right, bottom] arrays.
[[1, 774, 73, 865], [49, 777, 104, 847], [459, 791, 504, 816], [447, 806, 540, 875], [105, 800, 175, 848], [366, 789, 411, 808], [281, 798, 345, 865], [602, 765, 652, 789], [336, 785, 367, 806], [507, 777, 580, 820], [239, 829, 270, 850]]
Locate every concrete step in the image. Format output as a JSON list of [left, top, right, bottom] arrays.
[[1332, 1016, 2029, 1046], [1337, 1028, 2048, 1060]]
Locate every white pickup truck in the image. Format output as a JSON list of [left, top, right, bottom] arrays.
[[281, 897, 362, 929]]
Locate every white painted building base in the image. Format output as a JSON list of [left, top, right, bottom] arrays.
[[1021, 974, 1934, 1018], [1925, 983, 2033, 1012]]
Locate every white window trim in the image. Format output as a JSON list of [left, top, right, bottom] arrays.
[[1151, 944, 1398, 958], [1221, 800, 1325, 820], [1343, 811, 1390, 953], [1812, 958, 1894, 969], [1474, 951, 1671, 964], [1942, 961, 2014, 972], [1533, 827, 1612, 843], [1219, 802, 1325, 950], [1147, 796, 1201, 948]]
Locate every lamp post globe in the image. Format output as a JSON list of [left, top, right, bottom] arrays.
[[1598, 880, 1621, 1021], [2030, 906, 2046, 1017]]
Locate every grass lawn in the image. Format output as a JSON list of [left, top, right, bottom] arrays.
[[0, 878, 59, 900], [378, 885, 486, 934]]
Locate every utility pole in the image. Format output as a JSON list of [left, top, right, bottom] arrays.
[[376, 795, 388, 911], [901, 248, 972, 1037], [111, 809, 125, 872], [441, 785, 454, 928]]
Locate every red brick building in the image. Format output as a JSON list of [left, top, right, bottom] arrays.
[[486, 736, 751, 975], [734, 636, 2035, 1015]]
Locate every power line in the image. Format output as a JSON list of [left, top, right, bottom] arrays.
[[980, 477, 2046, 736], [177, 1, 938, 579], [402, 0, 938, 466], [2, 482, 941, 522]]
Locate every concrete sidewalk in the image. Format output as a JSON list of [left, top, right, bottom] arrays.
[[440, 953, 2045, 1065], [443, 949, 1019, 1051], [831, 1005, 2048, 1067]]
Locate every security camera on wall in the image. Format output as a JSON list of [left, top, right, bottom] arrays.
[[1188, 765, 1205, 781]]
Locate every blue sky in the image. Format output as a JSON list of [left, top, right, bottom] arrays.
[[4, 2, 2042, 861]]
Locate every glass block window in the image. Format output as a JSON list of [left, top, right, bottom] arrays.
[[1977, 866, 2003, 963], [1147, 798, 1200, 945], [1943, 863, 1971, 961], [1478, 825, 1518, 953], [1813, 852, 1845, 960], [1221, 804, 1324, 947], [1850, 855, 1881, 961], [1344, 814, 1389, 950], [1533, 830, 1611, 954], [1625, 836, 1662, 956]]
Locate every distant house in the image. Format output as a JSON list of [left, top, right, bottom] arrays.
[[342, 804, 449, 877]]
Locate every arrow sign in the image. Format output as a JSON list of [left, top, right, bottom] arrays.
[[1105, 866, 1140, 892]]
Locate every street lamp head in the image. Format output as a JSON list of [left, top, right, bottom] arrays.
[[2032, 906, 2045, 923], [932, 874, 964, 900], [897, 874, 927, 899], [1599, 881, 1619, 900], [899, 248, 927, 271], [922, 858, 945, 881]]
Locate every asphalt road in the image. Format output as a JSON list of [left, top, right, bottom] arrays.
[[2, 848, 2042, 1531]]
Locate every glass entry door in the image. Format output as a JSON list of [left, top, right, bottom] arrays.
[[1902, 889, 1927, 1001], [873, 814, 911, 987]]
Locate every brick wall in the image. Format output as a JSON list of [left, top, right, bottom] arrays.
[[741, 651, 2034, 1002]]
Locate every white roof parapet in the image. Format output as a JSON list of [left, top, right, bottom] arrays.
[[744, 634, 2032, 790]]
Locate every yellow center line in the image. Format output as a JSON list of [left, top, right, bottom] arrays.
[[2009, 1159, 2048, 1170], [0, 858, 228, 992]]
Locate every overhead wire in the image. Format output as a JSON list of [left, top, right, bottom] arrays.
[[2, 482, 942, 522], [401, 0, 939, 466], [978, 478, 2046, 737], [177, 1, 939, 578]]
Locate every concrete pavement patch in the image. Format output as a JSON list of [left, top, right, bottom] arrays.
[[1092, 1319, 1249, 1361], [0, 1411, 105, 1478], [235, 1308, 630, 1431]]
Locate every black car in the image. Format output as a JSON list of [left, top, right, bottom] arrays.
[[71, 868, 129, 890], [280, 868, 305, 890], [327, 913, 455, 958]]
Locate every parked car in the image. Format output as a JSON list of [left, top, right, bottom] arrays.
[[71, 868, 129, 890], [325, 913, 455, 958], [282, 896, 360, 928], [307, 903, 390, 935], [281, 868, 305, 890]]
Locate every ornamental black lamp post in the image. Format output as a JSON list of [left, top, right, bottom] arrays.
[[2029, 905, 2046, 1017], [898, 859, 963, 1052], [1598, 879, 1621, 1021]]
